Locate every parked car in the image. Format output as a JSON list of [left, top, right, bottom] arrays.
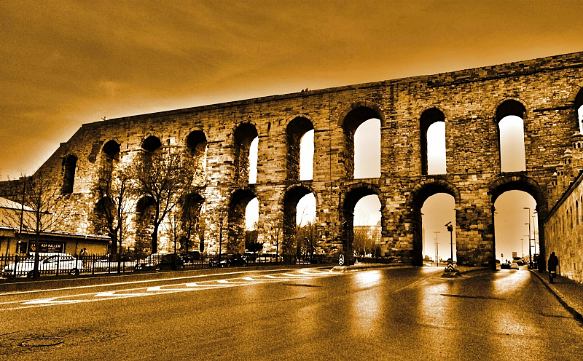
[[158, 254, 185, 270], [2, 256, 36, 278], [243, 252, 257, 263], [510, 257, 526, 270], [135, 253, 161, 271], [2, 253, 82, 278], [209, 254, 247, 268], [182, 251, 202, 263]]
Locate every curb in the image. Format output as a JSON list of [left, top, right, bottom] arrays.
[[531, 270, 583, 324]]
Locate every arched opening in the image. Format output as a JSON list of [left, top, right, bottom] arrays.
[[93, 197, 114, 235], [185, 131, 208, 183], [98, 140, 120, 194], [496, 100, 527, 172], [352, 195, 382, 259], [420, 108, 446, 175], [93, 196, 116, 253], [249, 137, 258, 184], [421, 194, 456, 265], [494, 191, 539, 269], [135, 196, 156, 255], [141, 136, 162, 153], [181, 192, 205, 253], [62, 154, 77, 195], [227, 189, 257, 254], [411, 181, 459, 266], [342, 106, 381, 179], [575, 88, 583, 134], [234, 123, 259, 184], [103, 140, 121, 160], [342, 185, 382, 263], [283, 187, 316, 262], [489, 175, 546, 271], [286, 117, 314, 181]]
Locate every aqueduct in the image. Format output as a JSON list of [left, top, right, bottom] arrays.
[[2, 51, 583, 269]]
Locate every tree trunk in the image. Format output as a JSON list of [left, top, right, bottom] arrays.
[[151, 225, 159, 254]]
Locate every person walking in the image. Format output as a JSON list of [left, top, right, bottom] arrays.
[[548, 251, 559, 283]]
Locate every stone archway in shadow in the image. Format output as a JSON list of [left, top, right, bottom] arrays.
[[282, 185, 315, 263], [410, 180, 460, 266], [341, 184, 383, 265], [227, 188, 257, 254], [488, 174, 547, 271]]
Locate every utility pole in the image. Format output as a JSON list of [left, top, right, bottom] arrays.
[[445, 222, 454, 262], [523, 207, 533, 268], [532, 211, 538, 256], [218, 213, 223, 262], [433, 231, 440, 267]]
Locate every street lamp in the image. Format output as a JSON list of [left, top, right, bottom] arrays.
[[523, 207, 533, 268], [218, 212, 224, 262], [445, 221, 454, 263], [532, 210, 538, 256], [434, 231, 440, 267]]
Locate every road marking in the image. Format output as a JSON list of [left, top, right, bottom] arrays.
[[23, 298, 81, 305], [0, 268, 340, 311], [0, 268, 307, 297]]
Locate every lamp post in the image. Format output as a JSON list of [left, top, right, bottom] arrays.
[[532, 211, 538, 256], [433, 231, 440, 267], [218, 213, 224, 262], [445, 221, 453, 263], [442, 221, 458, 277], [523, 207, 533, 268]]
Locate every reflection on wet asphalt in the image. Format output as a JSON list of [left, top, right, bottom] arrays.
[[1, 267, 581, 360]]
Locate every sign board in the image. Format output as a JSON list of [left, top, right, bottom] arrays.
[[30, 241, 65, 253]]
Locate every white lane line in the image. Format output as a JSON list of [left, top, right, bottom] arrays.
[[95, 291, 152, 297], [23, 298, 81, 305], [0, 269, 340, 310], [0, 268, 304, 296]]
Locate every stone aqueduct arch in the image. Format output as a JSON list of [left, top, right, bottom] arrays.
[[6, 52, 583, 267]]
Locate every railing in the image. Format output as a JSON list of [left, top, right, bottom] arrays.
[[0, 252, 332, 281]]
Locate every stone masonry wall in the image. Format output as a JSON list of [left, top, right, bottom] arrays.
[[545, 170, 583, 283], [1, 51, 582, 266]]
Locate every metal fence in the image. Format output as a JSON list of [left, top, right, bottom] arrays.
[[0, 252, 330, 281]]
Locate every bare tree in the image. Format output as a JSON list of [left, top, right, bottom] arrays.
[[130, 149, 192, 254], [353, 225, 381, 257], [93, 165, 136, 261], [296, 222, 317, 260], [180, 192, 205, 253], [7, 171, 72, 278]]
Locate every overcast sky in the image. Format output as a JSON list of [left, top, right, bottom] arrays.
[[1, 0, 583, 177]]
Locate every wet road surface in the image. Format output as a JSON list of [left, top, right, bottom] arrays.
[[0, 267, 581, 360]]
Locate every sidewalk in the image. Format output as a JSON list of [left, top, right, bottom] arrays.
[[531, 270, 583, 323]]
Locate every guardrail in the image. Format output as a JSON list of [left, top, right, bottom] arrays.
[[0, 252, 334, 281]]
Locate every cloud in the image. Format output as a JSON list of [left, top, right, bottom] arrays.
[[1, 0, 582, 177]]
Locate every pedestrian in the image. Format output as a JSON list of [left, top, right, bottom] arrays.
[[547, 251, 559, 283]]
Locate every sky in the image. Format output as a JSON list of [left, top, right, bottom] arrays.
[[2, 0, 583, 178], [1, 0, 580, 255]]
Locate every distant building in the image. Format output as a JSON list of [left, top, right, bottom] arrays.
[[0, 197, 108, 256]]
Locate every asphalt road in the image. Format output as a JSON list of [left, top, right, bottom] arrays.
[[0, 267, 581, 361]]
